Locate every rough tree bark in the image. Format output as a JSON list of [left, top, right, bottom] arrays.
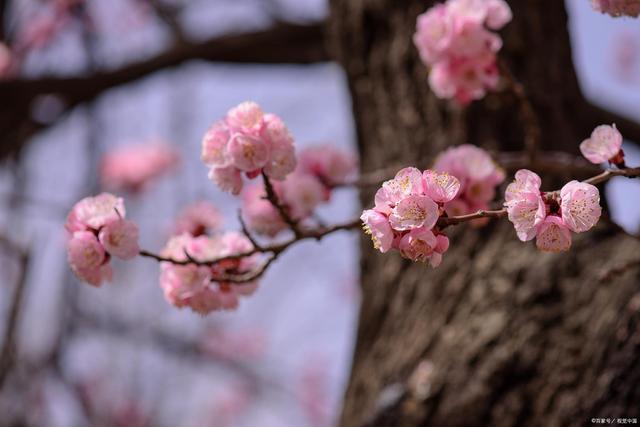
[[328, 1, 640, 426]]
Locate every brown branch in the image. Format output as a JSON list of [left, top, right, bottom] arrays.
[[0, 246, 30, 390], [261, 171, 302, 237], [0, 22, 327, 106], [437, 209, 507, 228], [583, 166, 640, 185]]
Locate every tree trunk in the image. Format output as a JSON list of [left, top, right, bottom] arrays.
[[327, 1, 640, 426]]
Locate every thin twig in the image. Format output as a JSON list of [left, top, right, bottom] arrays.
[[583, 167, 640, 186], [261, 171, 302, 238], [238, 209, 262, 251]]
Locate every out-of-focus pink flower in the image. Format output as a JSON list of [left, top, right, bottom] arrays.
[[159, 232, 260, 314], [360, 209, 394, 253], [201, 120, 230, 167], [227, 134, 270, 172], [579, 124, 624, 165], [174, 201, 222, 237], [535, 216, 572, 253], [201, 102, 297, 193], [591, 0, 640, 17], [68, 231, 106, 270], [0, 43, 12, 79], [98, 219, 140, 260], [280, 173, 326, 219], [66, 193, 125, 232], [241, 184, 287, 237], [297, 356, 331, 427], [65, 193, 138, 286], [559, 181, 601, 233], [423, 170, 461, 203], [207, 383, 252, 427], [100, 142, 180, 193], [209, 165, 243, 195], [413, 0, 511, 104], [226, 101, 264, 136], [398, 227, 448, 267], [298, 145, 358, 188], [201, 327, 267, 361], [434, 144, 505, 222], [504, 169, 546, 242], [611, 31, 639, 82], [262, 114, 297, 180]]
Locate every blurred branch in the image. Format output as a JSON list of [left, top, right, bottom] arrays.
[[0, 21, 327, 160], [146, 0, 187, 44], [0, 244, 29, 390]]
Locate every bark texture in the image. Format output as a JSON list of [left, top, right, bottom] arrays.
[[328, 1, 640, 426]]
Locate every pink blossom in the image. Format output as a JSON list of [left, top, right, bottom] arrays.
[[98, 219, 140, 260], [360, 209, 393, 253], [398, 227, 445, 266], [202, 103, 298, 193], [591, 0, 640, 17], [504, 169, 546, 241], [68, 231, 106, 270], [100, 142, 179, 193], [535, 216, 572, 253], [434, 144, 505, 218], [559, 181, 602, 233], [72, 264, 114, 287], [226, 101, 264, 136], [227, 133, 270, 172], [381, 167, 424, 205], [579, 124, 623, 164], [280, 173, 326, 219], [201, 120, 230, 167], [389, 195, 439, 231], [159, 232, 259, 314], [423, 170, 461, 203], [262, 113, 296, 180], [241, 184, 287, 237], [67, 193, 125, 231], [414, 0, 511, 104], [413, 4, 454, 65], [429, 53, 499, 104], [174, 201, 222, 236], [298, 144, 358, 187], [208, 165, 243, 195]]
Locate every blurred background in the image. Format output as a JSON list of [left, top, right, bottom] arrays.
[[0, 0, 638, 426]]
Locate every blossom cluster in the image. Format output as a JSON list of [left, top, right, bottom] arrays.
[[433, 144, 504, 224], [100, 142, 180, 193], [201, 101, 296, 195], [159, 232, 260, 314], [360, 167, 460, 267], [65, 193, 140, 286], [413, 0, 512, 104], [579, 124, 625, 166], [591, 0, 640, 17], [505, 170, 601, 252], [242, 145, 357, 237]]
